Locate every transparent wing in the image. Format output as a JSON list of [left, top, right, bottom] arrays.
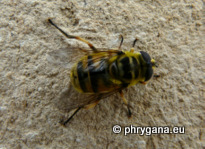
[[78, 49, 120, 72], [46, 47, 119, 69], [46, 46, 85, 69], [54, 84, 122, 112]]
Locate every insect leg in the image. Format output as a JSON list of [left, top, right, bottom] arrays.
[[118, 35, 124, 49], [119, 90, 132, 118], [83, 100, 101, 109], [63, 107, 82, 126], [48, 19, 98, 52]]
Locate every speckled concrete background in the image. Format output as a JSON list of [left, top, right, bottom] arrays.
[[0, 0, 204, 148]]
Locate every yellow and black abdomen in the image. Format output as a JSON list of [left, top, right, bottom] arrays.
[[70, 53, 120, 93]]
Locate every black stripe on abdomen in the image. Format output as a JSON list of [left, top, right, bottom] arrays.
[[77, 61, 87, 92], [87, 55, 98, 93]]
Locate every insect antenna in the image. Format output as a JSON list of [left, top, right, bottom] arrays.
[[132, 38, 138, 47], [48, 19, 98, 52], [63, 107, 82, 125]]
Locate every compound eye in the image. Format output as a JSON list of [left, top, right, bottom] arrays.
[[140, 51, 153, 81], [140, 51, 151, 63], [145, 67, 153, 81]]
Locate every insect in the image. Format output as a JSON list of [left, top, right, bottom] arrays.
[[48, 19, 158, 125]]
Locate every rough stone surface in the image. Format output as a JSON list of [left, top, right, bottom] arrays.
[[0, 0, 204, 148]]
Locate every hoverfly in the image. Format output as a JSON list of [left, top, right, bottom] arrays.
[[48, 19, 158, 125]]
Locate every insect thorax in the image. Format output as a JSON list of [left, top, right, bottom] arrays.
[[108, 51, 149, 87]]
